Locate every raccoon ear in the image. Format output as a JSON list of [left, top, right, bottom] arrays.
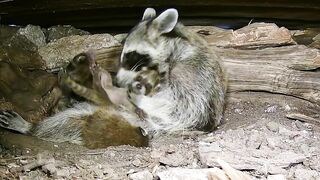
[[99, 69, 113, 88], [153, 8, 178, 34], [142, 8, 156, 21]]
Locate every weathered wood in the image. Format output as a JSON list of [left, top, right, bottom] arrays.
[[189, 23, 296, 48], [93, 44, 320, 106], [286, 113, 320, 125], [215, 45, 320, 105], [95, 24, 319, 106], [95, 46, 121, 73]]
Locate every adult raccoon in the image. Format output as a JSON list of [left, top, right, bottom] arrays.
[[117, 8, 227, 132]]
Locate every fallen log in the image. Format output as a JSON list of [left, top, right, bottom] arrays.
[[215, 45, 320, 105], [93, 45, 320, 106]]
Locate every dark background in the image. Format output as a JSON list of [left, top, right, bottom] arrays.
[[1, 0, 320, 33]]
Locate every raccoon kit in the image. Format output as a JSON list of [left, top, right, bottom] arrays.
[[117, 8, 227, 132], [0, 52, 149, 149], [129, 64, 164, 96]]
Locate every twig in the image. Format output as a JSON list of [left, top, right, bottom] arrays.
[[286, 113, 320, 126]]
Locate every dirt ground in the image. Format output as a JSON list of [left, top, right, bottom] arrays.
[[0, 91, 319, 179], [0, 92, 320, 179]]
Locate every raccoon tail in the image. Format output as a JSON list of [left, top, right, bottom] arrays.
[[0, 110, 32, 134], [64, 75, 112, 106]]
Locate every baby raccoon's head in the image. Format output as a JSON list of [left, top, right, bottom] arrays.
[[128, 64, 164, 96], [116, 8, 179, 87]]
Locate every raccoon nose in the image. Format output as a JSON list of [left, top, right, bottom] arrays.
[[136, 83, 142, 90], [114, 79, 120, 87]]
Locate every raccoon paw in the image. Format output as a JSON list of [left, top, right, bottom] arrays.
[[0, 111, 11, 127], [127, 88, 143, 106], [0, 110, 32, 134]]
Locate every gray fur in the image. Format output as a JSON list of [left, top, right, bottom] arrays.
[[117, 8, 227, 132], [33, 102, 97, 144], [0, 8, 226, 147]]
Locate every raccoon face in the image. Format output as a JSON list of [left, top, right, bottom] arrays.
[[116, 8, 178, 87], [128, 65, 162, 95]]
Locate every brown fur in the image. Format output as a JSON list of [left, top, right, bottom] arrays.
[[81, 107, 148, 149]]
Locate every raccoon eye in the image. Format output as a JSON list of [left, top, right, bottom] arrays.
[[66, 63, 76, 72], [135, 76, 142, 82], [74, 54, 87, 64], [122, 51, 151, 71], [135, 83, 142, 90]]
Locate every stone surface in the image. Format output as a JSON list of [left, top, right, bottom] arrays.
[[198, 123, 313, 175], [266, 121, 280, 132], [159, 152, 190, 167], [114, 33, 127, 44], [293, 168, 320, 180], [129, 170, 153, 180], [157, 168, 228, 180], [18, 25, 46, 48], [44, 25, 90, 42], [267, 174, 286, 180], [38, 33, 120, 69], [0, 25, 45, 69]]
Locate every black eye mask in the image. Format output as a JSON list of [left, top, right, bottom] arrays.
[[121, 51, 151, 71]]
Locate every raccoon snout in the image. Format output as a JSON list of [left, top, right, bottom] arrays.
[[116, 68, 137, 87], [135, 82, 142, 90]]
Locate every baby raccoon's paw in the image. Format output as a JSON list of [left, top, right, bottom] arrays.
[[58, 69, 69, 86], [135, 108, 147, 120], [0, 110, 31, 134], [127, 88, 143, 106]]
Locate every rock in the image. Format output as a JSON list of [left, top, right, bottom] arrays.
[[55, 168, 70, 178], [199, 128, 307, 175], [267, 174, 286, 180], [128, 170, 153, 180], [284, 105, 291, 111], [266, 121, 280, 132], [268, 166, 287, 175], [159, 152, 189, 167], [132, 159, 142, 167], [0, 29, 45, 69], [18, 25, 46, 48], [42, 163, 57, 175], [150, 149, 165, 159], [216, 158, 252, 180], [157, 168, 229, 180], [45, 25, 90, 42], [309, 155, 320, 172], [278, 127, 300, 138], [166, 144, 176, 154], [265, 105, 278, 113], [294, 168, 320, 180], [294, 120, 305, 130], [38, 33, 120, 69], [127, 169, 136, 174], [266, 137, 278, 149], [274, 151, 307, 168], [114, 33, 127, 44]]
